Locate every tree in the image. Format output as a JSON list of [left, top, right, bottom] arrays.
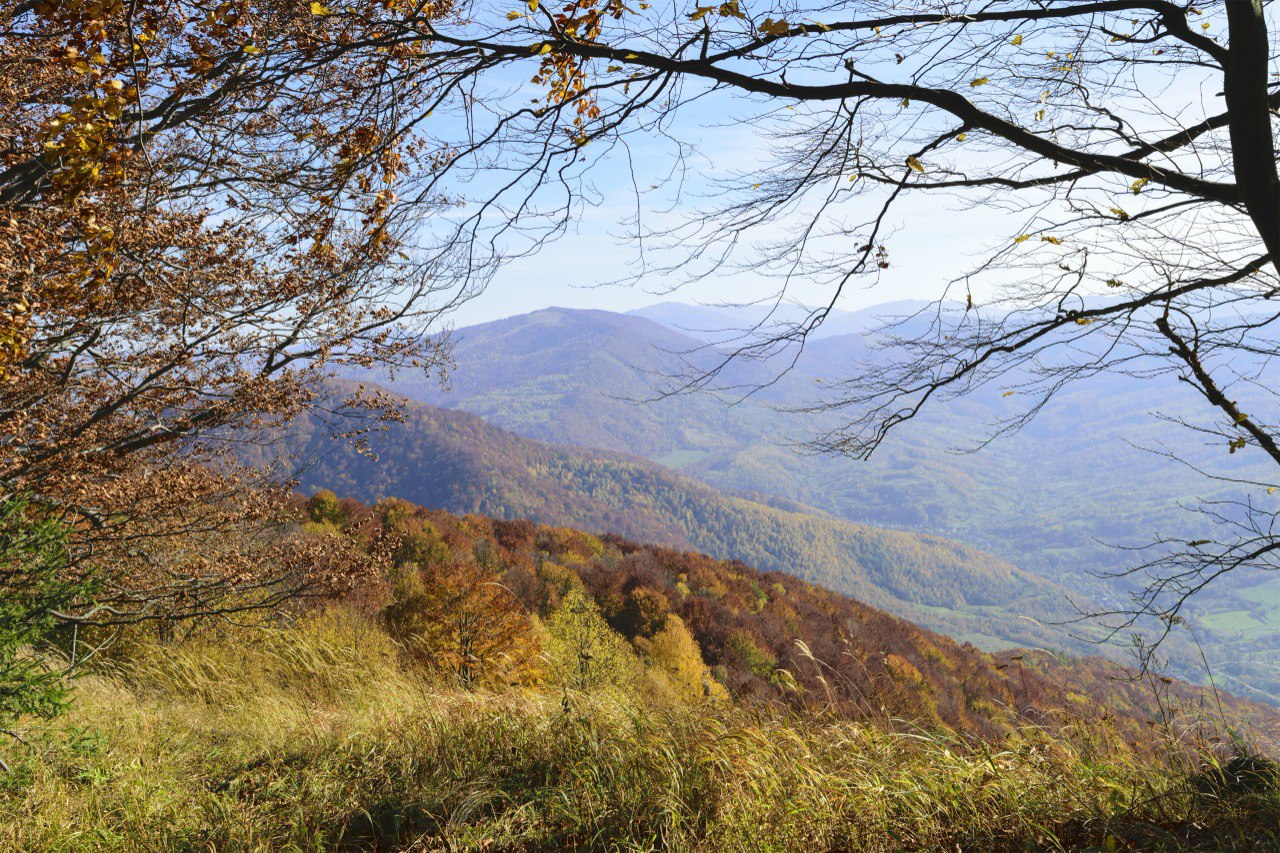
[[323, 0, 1274, 652], [544, 587, 641, 690], [384, 557, 542, 687], [645, 613, 725, 702], [306, 490, 347, 529], [1, 0, 473, 622], [9, 0, 1277, 652], [0, 496, 97, 751]]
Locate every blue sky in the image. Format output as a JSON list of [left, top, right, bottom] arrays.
[[429, 1, 1245, 330]]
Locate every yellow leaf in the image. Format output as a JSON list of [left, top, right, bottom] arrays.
[[1035, 108, 1045, 121], [527, 0, 538, 9], [758, 18, 789, 36], [718, 0, 744, 19], [606, 64, 622, 71], [1106, 278, 1124, 288], [969, 76, 989, 87], [624, 53, 638, 59], [956, 132, 967, 141], [310, 1, 330, 14], [1014, 234, 1031, 243], [1010, 34, 1023, 46], [507, 10, 522, 19], [1130, 177, 1148, 194], [905, 155, 924, 173], [538, 43, 553, 54], [1041, 235, 1062, 245], [242, 44, 260, 54], [1002, 390, 1016, 397]]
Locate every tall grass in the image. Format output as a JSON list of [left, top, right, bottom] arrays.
[[0, 609, 1275, 851]]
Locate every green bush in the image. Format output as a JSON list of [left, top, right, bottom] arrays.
[[0, 495, 96, 729]]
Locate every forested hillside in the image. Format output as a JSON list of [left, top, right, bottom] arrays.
[[349, 305, 1280, 701], [317, 493, 1273, 740], [6, 495, 1277, 850], [381, 306, 1261, 582], [263, 382, 1080, 653]]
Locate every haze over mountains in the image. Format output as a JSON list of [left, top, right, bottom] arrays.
[[329, 302, 1280, 702], [368, 304, 1251, 579]]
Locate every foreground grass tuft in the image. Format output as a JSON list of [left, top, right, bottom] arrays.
[[0, 610, 1276, 851]]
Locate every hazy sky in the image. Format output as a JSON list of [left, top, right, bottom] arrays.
[[435, 5, 1241, 331], [442, 70, 1018, 328], [449, 186, 1000, 326]]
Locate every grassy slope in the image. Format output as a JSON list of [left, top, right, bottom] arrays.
[[7, 501, 1279, 850], [3, 609, 1277, 852]]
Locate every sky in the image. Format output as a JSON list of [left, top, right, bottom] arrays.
[[437, 35, 1027, 329], [427, 0, 1253, 331], [448, 185, 1002, 326]]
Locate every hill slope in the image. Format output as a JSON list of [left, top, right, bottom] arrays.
[[269, 384, 1080, 652], [8, 498, 1278, 850], [348, 305, 1280, 700]]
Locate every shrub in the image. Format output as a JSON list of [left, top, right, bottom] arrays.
[[0, 496, 96, 731]]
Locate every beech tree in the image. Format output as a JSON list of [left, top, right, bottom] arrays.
[[4, 0, 1277, 648], [1, 0, 475, 622]]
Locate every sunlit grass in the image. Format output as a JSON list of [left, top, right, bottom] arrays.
[[0, 609, 1275, 851]]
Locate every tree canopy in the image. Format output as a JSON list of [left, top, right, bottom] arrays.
[[3, 0, 1277, 641]]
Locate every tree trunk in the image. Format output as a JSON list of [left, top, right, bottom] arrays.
[[1224, 0, 1280, 271]]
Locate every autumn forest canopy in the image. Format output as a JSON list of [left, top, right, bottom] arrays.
[[0, 0, 1279, 847]]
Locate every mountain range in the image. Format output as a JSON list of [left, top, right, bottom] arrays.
[[332, 303, 1280, 702]]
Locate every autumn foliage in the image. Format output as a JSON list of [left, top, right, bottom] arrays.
[[293, 492, 1273, 746], [1, 0, 467, 624]]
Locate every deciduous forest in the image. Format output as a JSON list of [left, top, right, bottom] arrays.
[[2, 0, 1279, 848]]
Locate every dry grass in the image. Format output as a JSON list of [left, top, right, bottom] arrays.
[[0, 609, 1275, 851]]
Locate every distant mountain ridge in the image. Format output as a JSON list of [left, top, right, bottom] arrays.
[[370, 305, 1265, 580], [626, 299, 955, 341]]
